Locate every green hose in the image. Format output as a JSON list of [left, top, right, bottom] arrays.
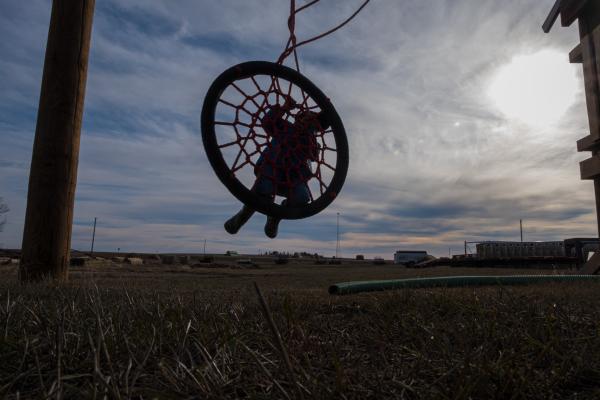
[[328, 275, 600, 295]]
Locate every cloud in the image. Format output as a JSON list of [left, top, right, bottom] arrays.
[[1, 0, 595, 258]]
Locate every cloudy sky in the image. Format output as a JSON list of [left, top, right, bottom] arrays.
[[0, 0, 595, 258]]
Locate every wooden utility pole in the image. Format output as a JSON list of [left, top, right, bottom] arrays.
[[544, 0, 600, 274], [20, 0, 96, 282], [90, 217, 97, 256], [520, 219, 523, 242]]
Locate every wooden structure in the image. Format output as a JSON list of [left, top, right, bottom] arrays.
[[20, 0, 96, 282], [544, 0, 600, 273]]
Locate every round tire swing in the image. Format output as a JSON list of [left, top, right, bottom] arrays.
[[201, 0, 370, 227], [202, 61, 348, 220]]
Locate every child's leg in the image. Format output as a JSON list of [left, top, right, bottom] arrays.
[[225, 171, 275, 235], [264, 184, 310, 238], [224, 204, 255, 234], [264, 204, 282, 238]]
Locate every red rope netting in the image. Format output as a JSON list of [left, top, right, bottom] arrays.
[[213, 0, 369, 205], [214, 75, 336, 203]]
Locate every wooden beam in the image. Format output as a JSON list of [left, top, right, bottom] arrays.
[[580, 156, 600, 180], [20, 0, 96, 282], [543, 0, 562, 33], [578, 0, 600, 36], [580, 29, 600, 139], [577, 134, 600, 151], [570, 43, 583, 63], [561, 0, 589, 27]]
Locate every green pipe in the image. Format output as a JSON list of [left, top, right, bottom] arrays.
[[328, 275, 600, 295]]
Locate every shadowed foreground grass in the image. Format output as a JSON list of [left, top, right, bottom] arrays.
[[0, 265, 599, 398]]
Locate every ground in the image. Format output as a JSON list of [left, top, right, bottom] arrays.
[[0, 259, 599, 399]]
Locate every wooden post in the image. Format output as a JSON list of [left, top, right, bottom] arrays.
[[544, 0, 600, 274], [20, 0, 96, 282]]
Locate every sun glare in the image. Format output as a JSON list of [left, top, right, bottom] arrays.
[[488, 49, 579, 127]]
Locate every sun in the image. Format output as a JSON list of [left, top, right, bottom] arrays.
[[488, 49, 579, 127]]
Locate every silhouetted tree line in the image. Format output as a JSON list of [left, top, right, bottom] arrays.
[[262, 250, 322, 258]]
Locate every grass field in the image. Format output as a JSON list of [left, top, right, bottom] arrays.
[[0, 260, 599, 399]]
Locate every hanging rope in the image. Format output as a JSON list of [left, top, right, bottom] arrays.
[[276, 0, 371, 71], [203, 3, 366, 219]]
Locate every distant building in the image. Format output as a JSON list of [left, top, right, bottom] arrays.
[[394, 250, 428, 265], [476, 241, 564, 259]]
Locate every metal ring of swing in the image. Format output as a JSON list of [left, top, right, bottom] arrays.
[[201, 61, 349, 220]]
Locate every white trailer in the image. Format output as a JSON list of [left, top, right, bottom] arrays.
[[475, 241, 565, 259], [394, 251, 428, 265]]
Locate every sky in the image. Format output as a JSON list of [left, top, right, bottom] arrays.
[[0, 0, 596, 258]]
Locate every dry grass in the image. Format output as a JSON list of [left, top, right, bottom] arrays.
[[0, 261, 599, 399]]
